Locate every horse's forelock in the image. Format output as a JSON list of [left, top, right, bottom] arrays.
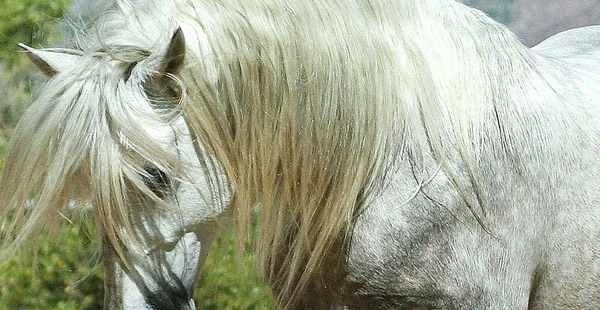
[[0, 51, 184, 261]]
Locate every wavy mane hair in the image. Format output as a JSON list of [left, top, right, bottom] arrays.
[[0, 0, 543, 307]]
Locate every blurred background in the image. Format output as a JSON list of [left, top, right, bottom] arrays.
[[0, 0, 599, 309], [465, 0, 600, 46]]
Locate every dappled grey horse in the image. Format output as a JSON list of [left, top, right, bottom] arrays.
[[2, 0, 600, 309]]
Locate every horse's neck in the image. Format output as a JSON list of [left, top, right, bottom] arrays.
[[349, 8, 600, 302], [384, 0, 600, 220], [404, 0, 588, 168]]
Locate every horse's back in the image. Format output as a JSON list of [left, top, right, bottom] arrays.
[[527, 26, 600, 310], [533, 26, 600, 73]]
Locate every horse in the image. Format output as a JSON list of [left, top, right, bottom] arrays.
[[2, 0, 600, 308]]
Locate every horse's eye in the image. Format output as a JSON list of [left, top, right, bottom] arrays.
[[124, 61, 137, 82], [143, 167, 170, 198]]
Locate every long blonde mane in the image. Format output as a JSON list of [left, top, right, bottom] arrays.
[[1, 0, 545, 307]]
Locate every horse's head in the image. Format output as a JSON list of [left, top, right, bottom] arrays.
[[1, 28, 231, 309]]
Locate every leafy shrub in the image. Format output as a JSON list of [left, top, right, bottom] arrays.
[[0, 224, 104, 310], [195, 230, 274, 310], [0, 220, 273, 309], [0, 0, 73, 129], [0, 0, 73, 69]]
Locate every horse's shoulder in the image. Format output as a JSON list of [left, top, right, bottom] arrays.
[[532, 26, 600, 60]]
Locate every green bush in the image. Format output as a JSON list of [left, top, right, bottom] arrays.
[[0, 0, 73, 130], [195, 231, 274, 310], [0, 225, 104, 310], [0, 219, 273, 310], [0, 0, 72, 69]]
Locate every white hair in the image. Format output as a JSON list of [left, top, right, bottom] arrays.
[[0, 0, 551, 307]]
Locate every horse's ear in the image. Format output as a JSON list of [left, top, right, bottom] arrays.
[[158, 28, 186, 78], [19, 43, 80, 77]]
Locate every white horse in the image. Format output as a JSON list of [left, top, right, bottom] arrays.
[[2, 0, 600, 309]]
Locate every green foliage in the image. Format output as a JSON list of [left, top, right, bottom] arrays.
[[0, 222, 274, 309], [0, 224, 104, 310], [0, 132, 8, 169], [195, 230, 275, 310], [0, 0, 72, 69], [0, 65, 38, 130], [0, 0, 74, 129]]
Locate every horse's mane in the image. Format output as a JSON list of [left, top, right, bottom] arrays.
[[0, 0, 545, 307]]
